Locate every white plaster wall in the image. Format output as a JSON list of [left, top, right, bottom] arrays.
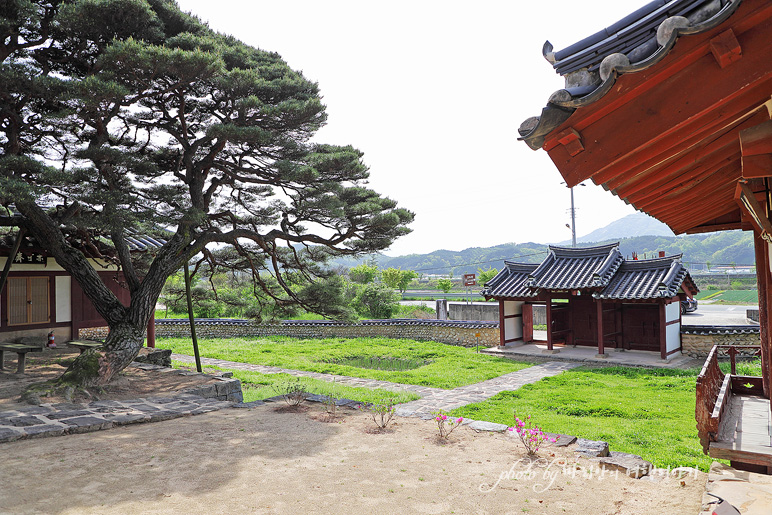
[[666, 302, 681, 353], [666, 322, 681, 353], [502, 301, 524, 341], [55, 276, 72, 322], [666, 302, 680, 323]]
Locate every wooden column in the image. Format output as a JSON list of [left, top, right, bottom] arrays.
[[545, 297, 553, 351], [596, 299, 605, 356], [523, 303, 533, 343], [498, 301, 505, 346], [753, 231, 771, 398], [146, 316, 156, 349], [659, 301, 668, 360]]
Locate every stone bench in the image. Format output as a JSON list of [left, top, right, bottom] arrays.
[[67, 340, 104, 354], [0, 343, 44, 374]]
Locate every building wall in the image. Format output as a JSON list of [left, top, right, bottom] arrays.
[[448, 302, 499, 321], [501, 300, 524, 344]]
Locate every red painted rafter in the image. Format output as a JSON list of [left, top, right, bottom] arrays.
[[544, 3, 772, 190]]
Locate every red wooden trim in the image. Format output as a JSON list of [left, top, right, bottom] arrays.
[[503, 314, 523, 319], [753, 232, 771, 398], [740, 118, 772, 157], [546, 295, 553, 351], [665, 347, 682, 357], [523, 303, 534, 343], [596, 299, 604, 355], [659, 302, 668, 360], [710, 29, 742, 69], [503, 337, 523, 344], [498, 301, 505, 346], [666, 319, 680, 326]]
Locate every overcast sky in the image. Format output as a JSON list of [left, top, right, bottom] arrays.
[[176, 0, 646, 256]]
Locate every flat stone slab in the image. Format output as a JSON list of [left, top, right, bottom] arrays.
[[598, 451, 652, 478], [468, 420, 509, 432], [0, 426, 24, 443], [545, 432, 577, 447], [575, 438, 610, 458]]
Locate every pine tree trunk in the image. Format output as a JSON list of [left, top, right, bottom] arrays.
[[60, 323, 145, 387]]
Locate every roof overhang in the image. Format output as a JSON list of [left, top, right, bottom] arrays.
[[524, 0, 772, 235]]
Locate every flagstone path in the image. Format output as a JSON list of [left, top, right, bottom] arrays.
[[172, 353, 581, 416]]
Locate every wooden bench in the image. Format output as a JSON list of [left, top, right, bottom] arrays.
[[0, 343, 43, 374], [67, 340, 104, 354]]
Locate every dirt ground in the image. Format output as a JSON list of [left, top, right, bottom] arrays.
[[0, 402, 706, 514], [0, 347, 217, 410]]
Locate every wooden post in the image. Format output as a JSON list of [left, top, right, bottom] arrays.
[[184, 264, 202, 373], [146, 316, 156, 349], [596, 299, 605, 356], [498, 301, 505, 346], [523, 303, 534, 343], [545, 297, 553, 351], [659, 301, 668, 360], [753, 231, 771, 398]]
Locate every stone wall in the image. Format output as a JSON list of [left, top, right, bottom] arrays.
[[145, 319, 500, 347], [681, 326, 760, 357], [448, 302, 499, 321]]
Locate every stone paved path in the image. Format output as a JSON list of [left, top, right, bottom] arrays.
[[172, 354, 581, 417], [172, 353, 441, 397], [0, 394, 234, 443]]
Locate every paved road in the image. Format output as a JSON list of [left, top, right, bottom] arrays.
[[682, 303, 757, 326]]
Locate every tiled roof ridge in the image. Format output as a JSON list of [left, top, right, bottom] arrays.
[[518, 0, 743, 150], [617, 253, 684, 269], [548, 242, 620, 256], [503, 261, 540, 272]]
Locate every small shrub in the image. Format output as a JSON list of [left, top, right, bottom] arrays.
[[432, 410, 463, 439], [508, 412, 555, 457], [273, 378, 308, 406], [360, 398, 396, 430], [323, 380, 340, 418]]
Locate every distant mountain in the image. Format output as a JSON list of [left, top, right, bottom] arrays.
[[329, 215, 754, 276], [561, 213, 675, 244]]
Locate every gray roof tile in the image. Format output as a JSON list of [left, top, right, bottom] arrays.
[[483, 243, 697, 301]]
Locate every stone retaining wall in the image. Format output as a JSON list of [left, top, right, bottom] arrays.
[[151, 319, 500, 347], [680, 326, 760, 357]]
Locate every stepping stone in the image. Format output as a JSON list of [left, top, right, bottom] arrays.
[[575, 438, 609, 457], [468, 420, 509, 432], [61, 416, 113, 434], [545, 432, 577, 447], [598, 451, 652, 478], [0, 426, 24, 443]]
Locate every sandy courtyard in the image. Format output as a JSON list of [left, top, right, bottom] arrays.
[[0, 403, 705, 514]]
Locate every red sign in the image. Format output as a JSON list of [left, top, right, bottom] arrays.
[[463, 273, 476, 287]]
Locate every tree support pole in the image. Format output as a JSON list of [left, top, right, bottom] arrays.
[[184, 264, 202, 373]]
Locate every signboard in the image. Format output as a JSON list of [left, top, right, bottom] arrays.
[[13, 252, 47, 265], [463, 273, 476, 287]]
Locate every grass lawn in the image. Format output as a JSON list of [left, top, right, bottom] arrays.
[[450, 366, 723, 471], [160, 336, 531, 389], [172, 361, 420, 404]]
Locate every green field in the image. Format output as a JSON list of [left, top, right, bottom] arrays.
[[451, 366, 721, 471], [160, 336, 531, 389]]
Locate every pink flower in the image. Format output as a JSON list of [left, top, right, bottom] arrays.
[[441, 414, 447, 420], [456, 417, 464, 424], [507, 427, 513, 431]]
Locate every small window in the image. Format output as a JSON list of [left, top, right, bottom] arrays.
[[7, 277, 50, 325]]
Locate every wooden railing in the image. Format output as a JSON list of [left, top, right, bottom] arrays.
[[696, 344, 762, 453]]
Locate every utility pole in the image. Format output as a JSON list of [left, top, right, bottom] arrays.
[[570, 186, 576, 248]]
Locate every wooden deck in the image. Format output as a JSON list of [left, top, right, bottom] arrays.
[[710, 394, 772, 472]]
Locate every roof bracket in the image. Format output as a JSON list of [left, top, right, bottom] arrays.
[[710, 29, 742, 69], [556, 128, 585, 156]]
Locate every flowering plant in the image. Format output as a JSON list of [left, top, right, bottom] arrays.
[[432, 410, 464, 439], [508, 412, 556, 456]]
